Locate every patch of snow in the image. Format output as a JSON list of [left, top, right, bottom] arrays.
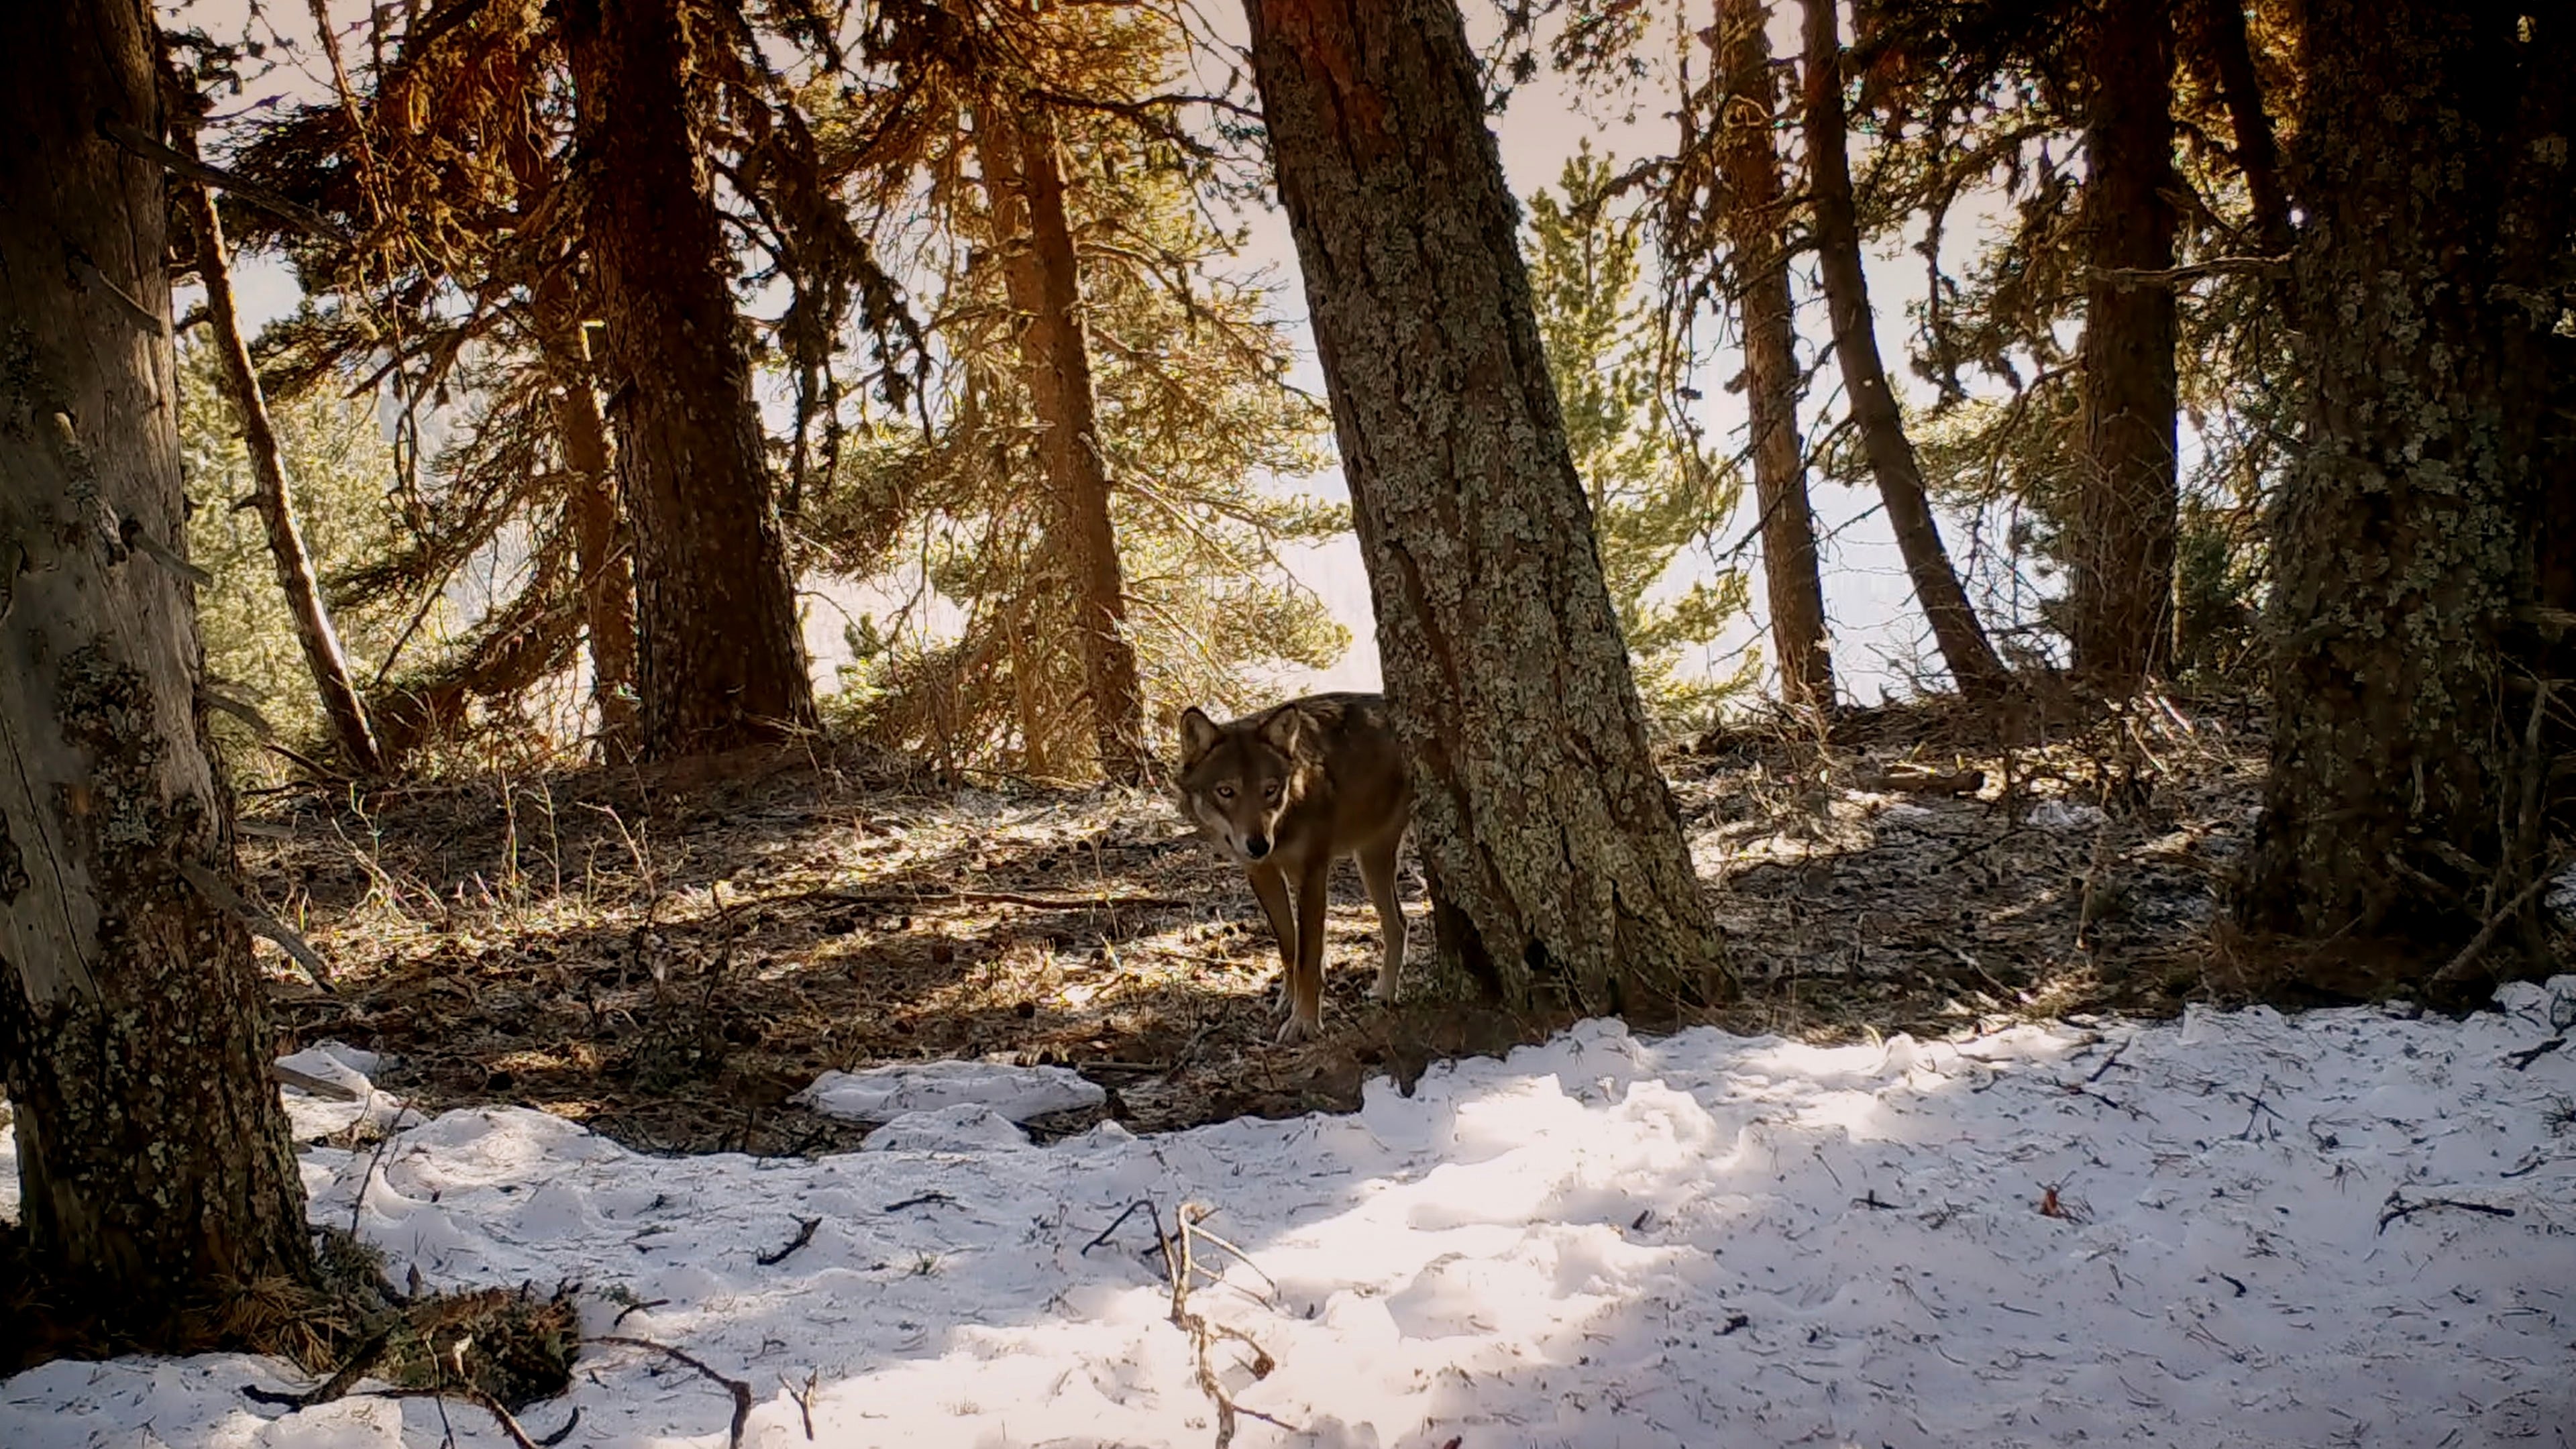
[[2027, 798, 2110, 830], [289, 1040, 386, 1078], [273, 1040, 419, 1143], [5, 981, 2575, 1447], [2548, 859, 2576, 924], [862, 1103, 1032, 1153], [796, 1059, 1107, 1123]]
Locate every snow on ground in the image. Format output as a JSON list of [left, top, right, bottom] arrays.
[[8, 985, 2576, 1448], [798, 1060, 1108, 1124]]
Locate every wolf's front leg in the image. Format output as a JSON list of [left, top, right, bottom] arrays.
[[1246, 862, 1299, 1021], [1275, 864, 1331, 1044]]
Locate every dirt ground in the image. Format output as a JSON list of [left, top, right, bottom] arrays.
[[239, 693, 2273, 1155]]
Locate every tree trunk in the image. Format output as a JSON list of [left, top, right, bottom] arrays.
[[564, 0, 814, 759], [2067, 0, 2180, 689], [2186, 0, 2293, 261], [551, 362, 641, 764], [1715, 0, 1834, 712], [1243, 0, 1733, 1017], [1798, 0, 2009, 697], [172, 111, 387, 776], [973, 101, 1150, 784], [2236, 0, 2567, 974], [0, 0, 312, 1319], [525, 276, 643, 768]]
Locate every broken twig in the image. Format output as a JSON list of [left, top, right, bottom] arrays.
[[593, 1337, 753, 1448], [756, 1216, 822, 1267]]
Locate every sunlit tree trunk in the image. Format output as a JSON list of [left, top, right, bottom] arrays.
[[549, 354, 642, 764], [2068, 0, 2180, 688], [173, 101, 386, 775], [0, 0, 312, 1318], [973, 101, 1149, 784], [1243, 0, 1733, 1017], [1716, 0, 1833, 711], [564, 0, 815, 759], [1799, 0, 2008, 696], [2186, 0, 2293, 261]]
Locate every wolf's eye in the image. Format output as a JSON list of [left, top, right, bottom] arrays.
[[1214, 784, 1235, 800], [1263, 782, 1282, 802]]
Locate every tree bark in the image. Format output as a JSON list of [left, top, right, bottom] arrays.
[[2068, 0, 2180, 689], [0, 0, 312, 1318], [172, 105, 387, 776], [2237, 0, 2569, 971], [564, 0, 815, 759], [2186, 0, 2293, 261], [1715, 0, 1834, 712], [1798, 0, 2008, 697], [1242, 0, 1732, 1017], [973, 101, 1150, 784], [551, 358, 642, 764]]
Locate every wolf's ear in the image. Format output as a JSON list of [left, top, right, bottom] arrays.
[[1177, 706, 1220, 764], [1258, 706, 1305, 755]]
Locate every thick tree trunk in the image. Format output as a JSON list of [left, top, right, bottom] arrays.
[[0, 0, 312, 1316], [2186, 0, 2293, 261], [973, 101, 1150, 784], [2068, 0, 2180, 688], [1715, 0, 1834, 712], [1798, 0, 2008, 697], [2237, 0, 2566, 972], [1243, 0, 1732, 1017], [174, 114, 386, 775], [564, 0, 814, 759]]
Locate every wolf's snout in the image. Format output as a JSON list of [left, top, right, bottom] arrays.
[[1243, 835, 1271, 860]]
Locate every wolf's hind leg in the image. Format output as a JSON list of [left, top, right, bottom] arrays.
[[1358, 833, 1406, 1002]]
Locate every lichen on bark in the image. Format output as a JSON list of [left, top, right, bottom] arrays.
[[2237, 0, 2571, 979]]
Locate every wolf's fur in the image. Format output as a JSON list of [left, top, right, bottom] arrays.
[[1175, 692, 1413, 1044]]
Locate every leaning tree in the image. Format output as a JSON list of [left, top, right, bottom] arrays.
[[1240, 0, 1732, 1018]]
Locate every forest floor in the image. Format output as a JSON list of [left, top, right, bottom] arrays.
[[235, 690, 2277, 1157]]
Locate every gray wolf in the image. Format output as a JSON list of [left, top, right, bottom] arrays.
[[1175, 692, 1414, 1044]]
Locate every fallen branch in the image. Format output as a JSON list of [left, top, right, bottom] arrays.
[[1081, 1197, 1163, 1256], [242, 1381, 554, 1449], [756, 1216, 821, 1267], [2430, 856, 2567, 988], [2377, 1191, 2518, 1234], [609, 1297, 669, 1327], [592, 1336, 753, 1448], [1158, 1201, 1293, 1449], [819, 888, 1193, 912], [1860, 765, 1985, 796], [2507, 1036, 2566, 1071], [783, 1369, 819, 1440], [173, 857, 337, 992], [270, 1061, 364, 1102]]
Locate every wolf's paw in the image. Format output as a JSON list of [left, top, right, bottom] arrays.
[[1368, 973, 1399, 1003], [1275, 1011, 1323, 1046]]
